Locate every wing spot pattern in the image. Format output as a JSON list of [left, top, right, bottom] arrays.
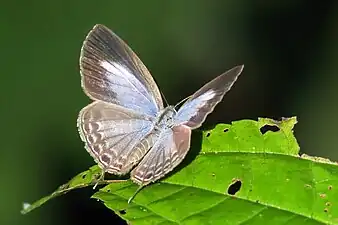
[[100, 154, 112, 165]]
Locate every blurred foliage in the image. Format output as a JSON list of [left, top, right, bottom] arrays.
[[0, 1, 337, 225]]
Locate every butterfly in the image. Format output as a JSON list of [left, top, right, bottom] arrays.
[[77, 24, 243, 201]]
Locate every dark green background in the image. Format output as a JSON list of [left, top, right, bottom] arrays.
[[1, 1, 337, 225]]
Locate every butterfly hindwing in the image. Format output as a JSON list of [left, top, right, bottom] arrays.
[[131, 125, 191, 185], [77, 101, 155, 175]]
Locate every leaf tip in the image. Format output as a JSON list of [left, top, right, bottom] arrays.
[[20, 202, 31, 215]]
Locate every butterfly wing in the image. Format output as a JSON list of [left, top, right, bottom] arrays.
[[175, 65, 243, 129], [80, 24, 163, 116], [77, 101, 156, 175], [131, 125, 191, 185]]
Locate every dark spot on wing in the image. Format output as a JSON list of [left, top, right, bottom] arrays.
[[92, 145, 102, 154], [144, 172, 153, 180], [87, 135, 96, 144], [260, 125, 280, 134], [101, 154, 111, 164], [227, 179, 242, 195]]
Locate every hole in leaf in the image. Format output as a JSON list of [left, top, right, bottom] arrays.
[[304, 184, 312, 189], [227, 179, 242, 195], [223, 128, 229, 133], [324, 208, 328, 213], [206, 132, 211, 137], [328, 185, 333, 190], [326, 202, 331, 207], [260, 125, 280, 134], [119, 209, 126, 215], [82, 174, 87, 179], [106, 189, 111, 193]]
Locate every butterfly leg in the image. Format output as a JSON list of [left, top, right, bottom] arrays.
[[93, 169, 106, 189]]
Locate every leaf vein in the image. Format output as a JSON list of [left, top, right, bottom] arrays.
[[237, 206, 268, 225], [179, 196, 230, 222]]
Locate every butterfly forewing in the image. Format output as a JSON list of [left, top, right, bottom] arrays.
[[80, 24, 163, 116], [174, 65, 244, 129], [131, 125, 191, 185], [77, 101, 155, 175]]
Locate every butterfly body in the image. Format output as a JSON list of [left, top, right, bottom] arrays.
[[78, 24, 243, 188], [154, 106, 176, 130]]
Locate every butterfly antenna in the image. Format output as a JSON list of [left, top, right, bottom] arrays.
[[160, 90, 169, 106], [128, 185, 144, 204], [93, 170, 105, 190], [174, 95, 192, 110]]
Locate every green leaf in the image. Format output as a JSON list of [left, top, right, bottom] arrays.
[[22, 117, 338, 225]]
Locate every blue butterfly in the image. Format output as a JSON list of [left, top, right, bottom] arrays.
[[77, 24, 243, 200]]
